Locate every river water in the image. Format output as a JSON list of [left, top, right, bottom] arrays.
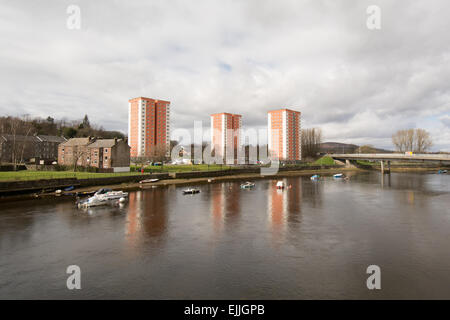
[[1, 171, 450, 299]]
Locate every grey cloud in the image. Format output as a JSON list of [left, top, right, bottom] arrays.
[[0, 0, 449, 151]]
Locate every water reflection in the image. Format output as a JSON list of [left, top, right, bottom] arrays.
[[2, 172, 450, 299], [126, 189, 168, 249], [210, 183, 241, 234], [267, 178, 303, 242]]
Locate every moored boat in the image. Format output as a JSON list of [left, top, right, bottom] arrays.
[[139, 178, 159, 184], [276, 181, 285, 189], [240, 181, 255, 189], [310, 175, 320, 180], [77, 188, 128, 208], [333, 173, 344, 179], [183, 188, 200, 195]]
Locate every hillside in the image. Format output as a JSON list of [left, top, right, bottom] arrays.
[[320, 142, 393, 154]]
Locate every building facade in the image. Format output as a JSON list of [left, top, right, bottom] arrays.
[[58, 137, 94, 168], [128, 97, 171, 159], [0, 134, 66, 164], [210, 112, 242, 162], [267, 108, 301, 161], [58, 137, 130, 172], [35, 135, 67, 162], [87, 139, 130, 172]]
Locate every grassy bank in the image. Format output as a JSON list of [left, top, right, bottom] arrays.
[[130, 164, 234, 173], [0, 157, 337, 182], [0, 170, 143, 181]]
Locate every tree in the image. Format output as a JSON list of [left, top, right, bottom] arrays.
[[392, 128, 433, 153], [80, 114, 90, 129], [63, 127, 78, 138], [72, 146, 89, 172], [415, 128, 432, 153], [392, 129, 408, 152], [149, 144, 168, 163], [7, 116, 35, 170], [301, 128, 322, 159]]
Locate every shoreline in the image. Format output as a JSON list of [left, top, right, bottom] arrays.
[[0, 166, 444, 203], [0, 167, 359, 203]]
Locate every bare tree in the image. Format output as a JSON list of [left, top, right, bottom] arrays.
[[72, 146, 89, 172], [392, 128, 433, 153], [7, 116, 35, 170], [301, 128, 322, 159], [415, 128, 432, 153], [149, 143, 168, 166]]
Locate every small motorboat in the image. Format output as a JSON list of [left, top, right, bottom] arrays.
[[183, 188, 200, 195], [64, 186, 75, 191], [276, 181, 285, 189], [240, 181, 255, 189], [77, 189, 129, 208], [333, 173, 344, 179], [438, 170, 448, 174], [310, 175, 320, 181], [139, 178, 159, 184]]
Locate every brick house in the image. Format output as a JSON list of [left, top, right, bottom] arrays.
[[58, 137, 130, 172], [87, 139, 130, 172], [58, 137, 94, 168]]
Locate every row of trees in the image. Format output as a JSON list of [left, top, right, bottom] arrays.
[[301, 128, 323, 159], [392, 128, 432, 153], [0, 115, 125, 140], [0, 114, 125, 168]]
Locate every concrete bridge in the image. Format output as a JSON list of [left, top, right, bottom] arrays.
[[330, 153, 450, 173]]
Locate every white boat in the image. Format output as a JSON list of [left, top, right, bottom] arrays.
[[240, 181, 255, 189], [333, 173, 344, 178], [139, 178, 159, 184], [78, 189, 128, 208], [276, 181, 285, 189], [183, 188, 200, 195], [310, 175, 320, 180]]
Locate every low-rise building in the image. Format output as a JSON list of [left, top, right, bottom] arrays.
[[87, 139, 130, 172], [58, 137, 130, 172], [58, 137, 94, 168], [0, 134, 66, 164]]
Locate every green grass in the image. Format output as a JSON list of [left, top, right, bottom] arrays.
[[0, 170, 142, 181], [312, 156, 336, 166], [131, 164, 234, 173], [0, 164, 236, 181]]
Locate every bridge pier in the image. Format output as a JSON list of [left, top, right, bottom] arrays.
[[380, 160, 391, 174]]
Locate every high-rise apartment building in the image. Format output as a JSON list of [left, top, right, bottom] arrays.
[[267, 108, 301, 161], [128, 97, 170, 158], [210, 112, 242, 161]]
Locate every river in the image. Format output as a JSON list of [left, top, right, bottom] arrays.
[[1, 171, 450, 299]]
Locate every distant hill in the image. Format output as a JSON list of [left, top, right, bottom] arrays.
[[320, 142, 393, 154]]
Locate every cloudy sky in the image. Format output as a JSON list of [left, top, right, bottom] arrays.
[[1, 0, 449, 150]]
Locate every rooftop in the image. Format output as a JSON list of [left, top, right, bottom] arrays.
[[60, 137, 93, 146], [88, 139, 124, 148]]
